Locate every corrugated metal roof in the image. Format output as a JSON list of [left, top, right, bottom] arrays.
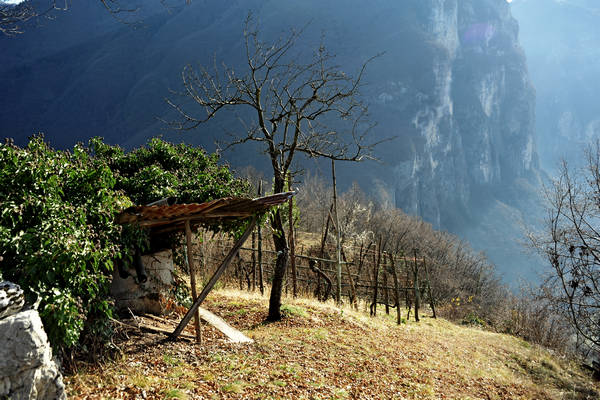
[[117, 191, 295, 233]]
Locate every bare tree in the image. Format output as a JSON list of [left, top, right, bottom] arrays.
[[0, 0, 183, 36], [531, 142, 600, 352], [166, 15, 380, 320], [0, 1, 48, 36]]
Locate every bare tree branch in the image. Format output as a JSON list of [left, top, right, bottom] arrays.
[[530, 144, 600, 352], [0, 0, 180, 36]]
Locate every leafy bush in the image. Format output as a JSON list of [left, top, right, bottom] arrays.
[[0, 136, 250, 352], [0, 136, 129, 349], [90, 137, 250, 205]]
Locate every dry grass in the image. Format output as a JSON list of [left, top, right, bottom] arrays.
[[65, 288, 599, 399]]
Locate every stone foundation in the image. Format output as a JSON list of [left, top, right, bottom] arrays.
[[110, 250, 175, 315]]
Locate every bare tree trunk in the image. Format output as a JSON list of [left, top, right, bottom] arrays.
[[332, 160, 342, 305], [405, 256, 412, 321], [357, 242, 373, 280], [309, 259, 332, 301], [413, 249, 420, 322], [383, 268, 390, 315], [237, 254, 244, 291], [389, 253, 402, 325], [268, 176, 289, 321], [370, 238, 381, 317], [317, 204, 334, 300], [423, 257, 436, 319]]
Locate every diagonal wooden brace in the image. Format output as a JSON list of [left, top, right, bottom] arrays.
[[169, 215, 259, 341]]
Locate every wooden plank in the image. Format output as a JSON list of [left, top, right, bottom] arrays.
[[169, 216, 258, 341], [196, 307, 253, 344]]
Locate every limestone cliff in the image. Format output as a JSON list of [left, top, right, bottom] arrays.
[[389, 0, 538, 231]]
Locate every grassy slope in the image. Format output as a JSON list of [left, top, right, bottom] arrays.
[[66, 289, 599, 399]]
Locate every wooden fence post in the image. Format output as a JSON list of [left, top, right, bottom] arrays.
[[251, 229, 256, 291], [257, 181, 264, 296], [341, 248, 358, 310], [331, 160, 342, 305], [413, 248, 420, 322]]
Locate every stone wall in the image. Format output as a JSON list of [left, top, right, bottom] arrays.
[[110, 250, 175, 315]]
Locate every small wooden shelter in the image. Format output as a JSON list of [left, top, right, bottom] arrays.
[[117, 192, 295, 341]]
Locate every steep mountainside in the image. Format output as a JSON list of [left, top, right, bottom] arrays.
[[512, 0, 600, 171], [0, 0, 543, 281]]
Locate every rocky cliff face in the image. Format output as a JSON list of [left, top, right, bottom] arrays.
[[0, 0, 542, 281], [390, 0, 538, 231]]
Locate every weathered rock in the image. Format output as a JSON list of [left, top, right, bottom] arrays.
[[0, 308, 66, 399], [0, 281, 25, 319]]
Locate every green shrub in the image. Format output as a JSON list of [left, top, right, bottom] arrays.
[[461, 312, 486, 328], [0, 136, 250, 352], [0, 136, 129, 349], [90, 136, 250, 206]]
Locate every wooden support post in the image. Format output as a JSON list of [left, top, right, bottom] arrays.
[[257, 181, 264, 296], [288, 174, 297, 298], [170, 216, 258, 341], [251, 229, 256, 291], [185, 220, 202, 343], [423, 257, 437, 319], [341, 247, 358, 310], [331, 160, 342, 305], [413, 248, 420, 322], [318, 204, 334, 300]]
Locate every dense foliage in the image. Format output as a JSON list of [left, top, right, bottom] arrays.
[[90, 137, 250, 205], [0, 136, 250, 352]]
